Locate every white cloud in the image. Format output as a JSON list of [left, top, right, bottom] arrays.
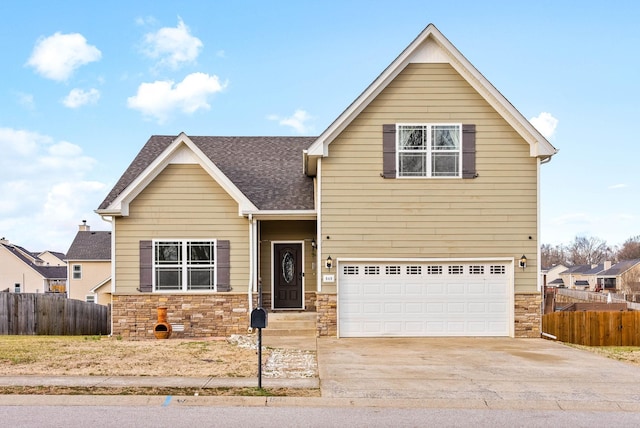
[[608, 183, 627, 190], [26, 32, 101, 81], [550, 212, 593, 227], [268, 109, 313, 134], [529, 112, 558, 139], [127, 72, 226, 123], [0, 127, 107, 251], [17, 92, 35, 110], [43, 181, 106, 222], [141, 17, 203, 69], [62, 88, 100, 108], [0, 127, 51, 156]]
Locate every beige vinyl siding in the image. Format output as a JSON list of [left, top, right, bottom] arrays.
[[320, 63, 538, 293], [95, 278, 112, 305], [114, 164, 249, 294], [0, 246, 46, 293], [66, 260, 110, 301]]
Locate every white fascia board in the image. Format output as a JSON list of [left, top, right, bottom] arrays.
[[243, 210, 317, 221], [90, 277, 111, 293], [307, 24, 557, 160], [105, 133, 257, 216]]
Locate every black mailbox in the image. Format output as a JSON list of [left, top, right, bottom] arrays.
[[251, 307, 268, 329]]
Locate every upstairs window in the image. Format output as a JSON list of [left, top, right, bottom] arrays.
[[382, 123, 475, 179], [397, 124, 462, 178], [72, 264, 82, 280]]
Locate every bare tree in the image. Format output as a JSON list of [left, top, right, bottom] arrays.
[[541, 243, 567, 268], [567, 236, 611, 265], [616, 235, 640, 261]]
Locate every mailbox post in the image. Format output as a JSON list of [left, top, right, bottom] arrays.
[[251, 306, 268, 388]]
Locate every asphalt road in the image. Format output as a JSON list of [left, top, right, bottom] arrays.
[[3, 404, 640, 427]]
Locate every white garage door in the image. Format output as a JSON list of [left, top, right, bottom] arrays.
[[338, 261, 512, 337]]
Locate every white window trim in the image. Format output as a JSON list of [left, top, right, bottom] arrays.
[[396, 123, 462, 179], [152, 239, 218, 293], [72, 264, 82, 280]]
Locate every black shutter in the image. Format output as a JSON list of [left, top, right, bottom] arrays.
[[382, 124, 396, 178], [462, 124, 477, 179], [217, 240, 231, 291], [139, 240, 153, 292]]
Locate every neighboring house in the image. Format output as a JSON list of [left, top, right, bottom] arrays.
[[96, 24, 557, 339], [596, 259, 640, 294], [541, 264, 567, 288], [36, 250, 66, 267], [559, 262, 611, 291], [65, 221, 112, 304], [0, 238, 67, 293]]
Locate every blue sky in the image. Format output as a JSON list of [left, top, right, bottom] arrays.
[[1, 0, 639, 253]]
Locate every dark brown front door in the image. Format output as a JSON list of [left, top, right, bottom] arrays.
[[273, 243, 303, 309]]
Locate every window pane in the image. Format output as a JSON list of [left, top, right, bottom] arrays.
[[398, 126, 426, 150], [432, 125, 460, 150], [188, 267, 214, 290], [432, 152, 459, 176], [157, 242, 181, 264], [189, 242, 214, 264], [399, 152, 426, 176], [156, 267, 182, 290]]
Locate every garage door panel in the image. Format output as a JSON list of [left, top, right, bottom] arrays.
[[447, 283, 465, 294], [468, 302, 487, 313], [363, 303, 381, 313], [339, 261, 512, 337], [384, 302, 402, 314]]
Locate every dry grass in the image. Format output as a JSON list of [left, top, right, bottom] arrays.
[[0, 335, 264, 377], [570, 344, 640, 366], [0, 386, 320, 397]]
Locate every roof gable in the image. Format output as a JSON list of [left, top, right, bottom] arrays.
[[98, 133, 316, 215], [306, 24, 557, 163]]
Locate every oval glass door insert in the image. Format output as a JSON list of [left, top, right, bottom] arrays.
[[282, 251, 295, 284]]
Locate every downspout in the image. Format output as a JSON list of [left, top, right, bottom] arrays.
[[100, 214, 115, 336], [99, 215, 115, 294], [537, 157, 542, 292], [248, 214, 255, 317], [316, 159, 322, 293]]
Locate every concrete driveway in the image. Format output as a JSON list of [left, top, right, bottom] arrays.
[[316, 337, 640, 410]]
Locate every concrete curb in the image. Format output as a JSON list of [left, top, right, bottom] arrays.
[[2, 394, 640, 411], [0, 375, 318, 389]]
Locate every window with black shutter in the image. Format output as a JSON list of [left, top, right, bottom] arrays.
[[382, 123, 476, 179]]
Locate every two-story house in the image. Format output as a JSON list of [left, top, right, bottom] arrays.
[[96, 24, 557, 339]]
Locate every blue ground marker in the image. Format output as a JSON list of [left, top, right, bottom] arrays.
[[162, 395, 172, 407]]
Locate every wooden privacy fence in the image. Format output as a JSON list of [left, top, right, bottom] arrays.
[[542, 311, 640, 346], [0, 293, 110, 335]]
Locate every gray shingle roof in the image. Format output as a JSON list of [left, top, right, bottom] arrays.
[[1, 244, 67, 279], [66, 231, 111, 260], [98, 135, 317, 212], [599, 259, 640, 276]]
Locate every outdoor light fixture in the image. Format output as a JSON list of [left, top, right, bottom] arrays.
[[311, 238, 317, 250], [325, 255, 333, 270], [519, 255, 527, 270]]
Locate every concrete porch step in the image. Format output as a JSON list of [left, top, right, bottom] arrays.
[[261, 312, 317, 337]]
